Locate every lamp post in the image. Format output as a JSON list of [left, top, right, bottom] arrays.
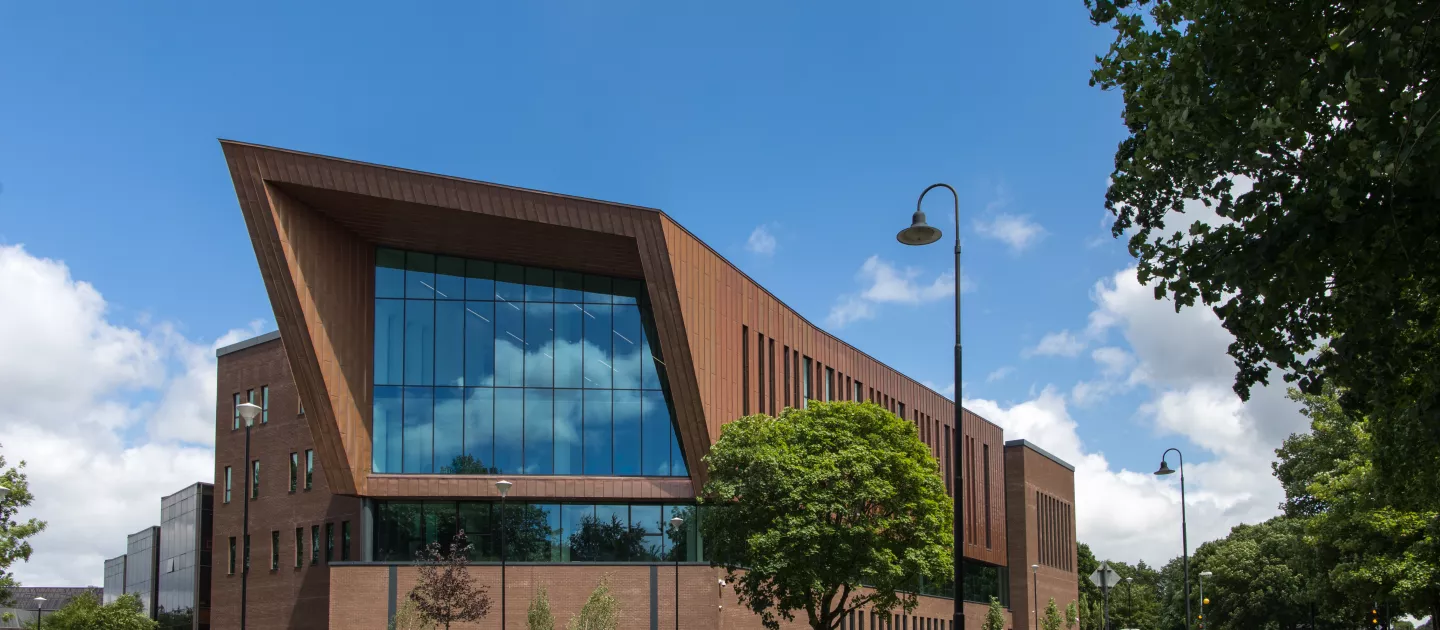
[[1199, 571, 1212, 629], [236, 401, 261, 630], [671, 516, 685, 630], [495, 480, 512, 630], [1124, 577, 1134, 628], [1154, 448, 1191, 630], [33, 596, 45, 629], [1031, 564, 1040, 630], [896, 183, 963, 630]]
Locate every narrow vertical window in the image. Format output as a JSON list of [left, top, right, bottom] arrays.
[[311, 525, 320, 564], [783, 347, 791, 408], [223, 467, 232, 503], [855, 381, 863, 402], [342, 521, 352, 561], [899, 402, 906, 422], [289, 453, 298, 493], [326, 523, 335, 563], [304, 450, 313, 490], [228, 537, 236, 574], [232, 393, 241, 430], [247, 389, 255, 406], [271, 531, 279, 570], [793, 352, 800, 407], [261, 385, 270, 423], [983, 444, 992, 549], [825, 367, 834, 401], [295, 528, 303, 567], [756, 332, 766, 414], [943, 426, 951, 496], [768, 339, 776, 416], [250, 460, 259, 499], [244, 534, 250, 573], [802, 357, 812, 408], [742, 325, 750, 415]]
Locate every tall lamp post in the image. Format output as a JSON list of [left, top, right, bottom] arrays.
[[1198, 571, 1212, 629], [1031, 564, 1040, 630], [1154, 448, 1191, 630], [1124, 577, 1134, 628], [495, 480, 512, 630], [670, 516, 685, 630], [896, 182, 964, 629], [33, 596, 45, 629], [236, 401, 262, 630]]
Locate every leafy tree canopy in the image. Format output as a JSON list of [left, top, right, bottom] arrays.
[[0, 449, 45, 606], [410, 530, 491, 630], [700, 402, 952, 630], [29, 592, 156, 630]]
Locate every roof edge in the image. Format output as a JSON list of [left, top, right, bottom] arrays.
[[216, 330, 281, 357], [1004, 439, 1076, 472]]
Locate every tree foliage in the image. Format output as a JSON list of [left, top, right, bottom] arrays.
[[527, 585, 556, 630], [566, 576, 620, 630], [0, 449, 45, 605], [982, 597, 1006, 630], [409, 529, 491, 629], [1089, 0, 1440, 505], [699, 402, 952, 630], [389, 599, 435, 630], [1065, 600, 1078, 630], [31, 592, 155, 630], [1043, 598, 1064, 630]]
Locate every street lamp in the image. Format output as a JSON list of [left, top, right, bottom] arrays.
[[1199, 570, 1213, 629], [495, 480, 512, 630], [1154, 448, 1191, 630], [671, 516, 685, 630], [896, 182, 964, 630], [0, 485, 11, 501], [1031, 564, 1040, 630], [33, 596, 45, 629], [1124, 577, 1134, 628], [236, 401, 261, 630]]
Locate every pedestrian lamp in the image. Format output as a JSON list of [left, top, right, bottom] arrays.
[[1155, 449, 1193, 630], [1031, 564, 1040, 630], [671, 516, 685, 630], [236, 401, 262, 630], [0, 485, 10, 500], [33, 596, 45, 629], [1124, 577, 1134, 625], [1198, 570, 1212, 629], [496, 479, 513, 629]]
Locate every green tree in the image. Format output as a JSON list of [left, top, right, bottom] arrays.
[[29, 592, 155, 630], [1191, 517, 1313, 630], [0, 450, 45, 605], [1065, 600, 1078, 630], [982, 596, 1006, 630], [566, 576, 620, 630], [699, 402, 952, 630], [1043, 598, 1064, 630], [1086, 0, 1440, 506], [527, 585, 555, 630], [409, 530, 491, 629], [389, 598, 436, 630]]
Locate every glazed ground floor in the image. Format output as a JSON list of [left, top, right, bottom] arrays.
[[327, 563, 1007, 630]]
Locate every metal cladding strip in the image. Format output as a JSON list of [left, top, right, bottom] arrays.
[[650, 564, 659, 630], [388, 565, 397, 624]]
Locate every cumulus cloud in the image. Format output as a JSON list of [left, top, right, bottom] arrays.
[[974, 214, 1046, 253], [825, 256, 972, 328], [1025, 330, 1086, 358], [985, 366, 1015, 383], [0, 245, 258, 586], [745, 224, 777, 257]]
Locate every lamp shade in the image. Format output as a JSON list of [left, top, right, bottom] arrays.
[[1154, 459, 1176, 476], [896, 210, 942, 246]]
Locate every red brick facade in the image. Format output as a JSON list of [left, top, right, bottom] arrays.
[[1004, 441, 1080, 630]]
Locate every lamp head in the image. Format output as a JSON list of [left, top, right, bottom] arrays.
[[1154, 458, 1176, 476], [0, 486, 10, 501], [1031, 564, 1039, 572], [1200, 571, 1213, 578], [236, 402, 262, 425], [494, 479, 512, 497], [896, 210, 942, 246], [670, 516, 685, 530]]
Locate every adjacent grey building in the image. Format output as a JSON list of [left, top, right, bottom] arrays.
[[0, 587, 102, 628], [157, 482, 213, 630], [103, 554, 126, 604], [125, 525, 161, 618]]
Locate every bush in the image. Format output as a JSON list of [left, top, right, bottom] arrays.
[[566, 576, 620, 630], [527, 585, 555, 630], [389, 598, 435, 630]]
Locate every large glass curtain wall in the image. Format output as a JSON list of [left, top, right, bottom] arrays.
[[374, 501, 702, 564], [374, 248, 687, 477]]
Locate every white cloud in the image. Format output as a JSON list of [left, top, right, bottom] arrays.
[[745, 224, 777, 257], [974, 214, 1046, 253], [1091, 347, 1133, 378], [922, 381, 956, 398], [985, 366, 1015, 383], [1025, 330, 1086, 358], [825, 256, 971, 328], [0, 245, 256, 586]]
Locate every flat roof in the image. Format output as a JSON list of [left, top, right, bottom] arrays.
[[1004, 439, 1075, 472], [215, 330, 281, 357]]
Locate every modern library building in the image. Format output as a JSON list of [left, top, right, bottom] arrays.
[[213, 141, 1078, 629]]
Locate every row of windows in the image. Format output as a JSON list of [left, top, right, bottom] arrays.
[[1037, 491, 1074, 571], [221, 450, 313, 503], [961, 437, 994, 551], [226, 521, 350, 574], [230, 386, 270, 429]]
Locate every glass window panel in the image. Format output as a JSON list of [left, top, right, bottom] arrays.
[[596, 504, 630, 561], [555, 304, 584, 388], [403, 387, 434, 473], [630, 505, 661, 535], [671, 426, 688, 478], [554, 271, 584, 303], [434, 388, 464, 474], [424, 502, 458, 552], [406, 252, 436, 298], [524, 389, 554, 475], [561, 504, 593, 562], [376, 248, 406, 298], [495, 300, 526, 387], [494, 388, 524, 474], [459, 503, 496, 561], [612, 278, 641, 305], [464, 302, 495, 387], [435, 301, 465, 387], [612, 305, 643, 389], [373, 386, 403, 474], [554, 390, 582, 475], [404, 300, 435, 386], [507, 503, 558, 562], [377, 502, 422, 561], [435, 256, 465, 300], [583, 275, 613, 304], [641, 327, 663, 390], [583, 304, 613, 389], [375, 299, 405, 386], [525, 303, 554, 387], [465, 260, 494, 301], [642, 391, 673, 476], [462, 388, 494, 474], [613, 390, 642, 475], [583, 390, 612, 476], [525, 267, 555, 302], [495, 264, 525, 302]]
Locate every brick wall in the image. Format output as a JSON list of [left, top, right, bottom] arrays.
[[1004, 442, 1079, 630]]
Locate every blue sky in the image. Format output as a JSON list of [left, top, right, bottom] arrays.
[[0, 2, 1305, 585]]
